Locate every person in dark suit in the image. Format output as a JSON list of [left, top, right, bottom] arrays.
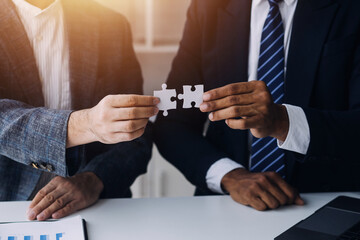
[[0, 0, 158, 220], [154, 0, 360, 210]]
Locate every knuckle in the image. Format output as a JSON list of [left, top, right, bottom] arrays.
[[229, 96, 238, 104], [55, 198, 64, 207], [249, 182, 259, 191], [231, 107, 240, 116], [127, 109, 137, 119], [257, 175, 268, 184], [38, 189, 47, 198], [230, 84, 239, 94], [126, 121, 136, 132], [46, 194, 55, 203], [127, 96, 138, 106]]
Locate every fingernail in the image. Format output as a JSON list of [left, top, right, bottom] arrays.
[[27, 210, 36, 220], [154, 98, 160, 104], [37, 212, 45, 220], [200, 103, 208, 112], [154, 107, 159, 114], [209, 113, 214, 121], [203, 93, 211, 101]]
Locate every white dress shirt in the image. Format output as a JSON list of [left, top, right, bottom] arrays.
[[206, 0, 310, 194], [12, 0, 71, 199], [12, 0, 71, 110]]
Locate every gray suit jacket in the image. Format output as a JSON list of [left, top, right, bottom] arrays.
[[0, 0, 152, 200]]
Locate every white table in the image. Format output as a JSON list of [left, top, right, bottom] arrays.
[[1, 192, 360, 240]]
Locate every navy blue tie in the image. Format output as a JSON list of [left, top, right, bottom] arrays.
[[250, 0, 286, 176]]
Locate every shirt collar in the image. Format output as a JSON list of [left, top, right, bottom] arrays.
[[12, 0, 62, 17], [253, 0, 296, 7]]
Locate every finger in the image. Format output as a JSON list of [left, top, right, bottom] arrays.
[[249, 197, 267, 211], [200, 93, 254, 112], [28, 188, 66, 220], [113, 127, 145, 142], [203, 82, 255, 101], [115, 107, 159, 121], [112, 119, 149, 133], [226, 115, 263, 130], [29, 182, 57, 210], [107, 95, 160, 108], [52, 201, 81, 219], [267, 173, 299, 205], [36, 194, 73, 221], [256, 188, 280, 210], [209, 106, 256, 122], [295, 193, 305, 205], [260, 173, 289, 206]]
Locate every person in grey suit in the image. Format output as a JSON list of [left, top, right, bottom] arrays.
[[0, 0, 159, 220]]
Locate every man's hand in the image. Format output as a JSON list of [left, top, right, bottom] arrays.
[[67, 95, 159, 147], [27, 172, 104, 221], [221, 168, 304, 211], [200, 81, 289, 141]]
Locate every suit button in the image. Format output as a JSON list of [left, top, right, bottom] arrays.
[[39, 162, 48, 170], [46, 164, 54, 172], [31, 162, 40, 169], [37, 162, 54, 172]]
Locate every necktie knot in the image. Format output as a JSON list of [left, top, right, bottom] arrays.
[[268, 0, 282, 6]]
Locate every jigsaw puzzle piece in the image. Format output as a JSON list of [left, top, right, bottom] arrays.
[[178, 85, 204, 109], [154, 83, 177, 116]]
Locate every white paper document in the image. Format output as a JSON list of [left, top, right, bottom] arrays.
[[0, 215, 86, 240]]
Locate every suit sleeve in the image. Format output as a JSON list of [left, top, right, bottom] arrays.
[[78, 125, 153, 198], [301, 36, 360, 162], [77, 13, 152, 198], [0, 99, 71, 176], [154, 1, 229, 192]]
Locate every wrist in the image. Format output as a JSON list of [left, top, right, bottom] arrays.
[[271, 104, 289, 142], [221, 168, 249, 193], [67, 109, 96, 148]]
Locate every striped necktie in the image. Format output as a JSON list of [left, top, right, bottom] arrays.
[[250, 0, 286, 177]]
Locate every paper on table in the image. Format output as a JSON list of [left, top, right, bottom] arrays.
[[0, 215, 86, 240]]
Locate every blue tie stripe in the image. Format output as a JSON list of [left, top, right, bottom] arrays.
[[259, 32, 284, 59], [258, 46, 284, 71], [259, 57, 284, 81], [251, 0, 285, 176], [251, 146, 283, 171], [260, 21, 284, 46], [262, 153, 285, 172], [251, 137, 276, 158]]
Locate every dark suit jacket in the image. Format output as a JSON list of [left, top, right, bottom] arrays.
[[0, 0, 152, 200], [154, 0, 360, 195]]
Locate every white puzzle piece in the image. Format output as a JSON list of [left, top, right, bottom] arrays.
[[178, 85, 204, 109], [154, 84, 177, 116]]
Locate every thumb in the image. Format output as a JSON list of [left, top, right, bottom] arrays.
[[295, 194, 305, 205]]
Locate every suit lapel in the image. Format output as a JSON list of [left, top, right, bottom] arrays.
[[0, 0, 44, 107], [62, 0, 99, 110], [285, 0, 339, 107], [216, 0, 252, 89]]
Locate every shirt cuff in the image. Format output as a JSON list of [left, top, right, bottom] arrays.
[[206, 158, 244, 194], [278, 104, 310, 155]]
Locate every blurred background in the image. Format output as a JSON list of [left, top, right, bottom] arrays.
[[95, 0, 195, 198]]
